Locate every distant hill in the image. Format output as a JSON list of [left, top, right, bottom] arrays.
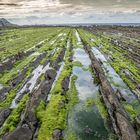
[[0, 18, 17, 27]]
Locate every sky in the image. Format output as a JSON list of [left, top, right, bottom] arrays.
[[0, 0, 140, 25]]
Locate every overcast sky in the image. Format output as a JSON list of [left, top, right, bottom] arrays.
[[0, 0, 140, 25]]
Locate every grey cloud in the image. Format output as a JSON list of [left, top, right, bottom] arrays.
[[0, 3, 21, 6], [0, 12, 8, 15], [1, 0, 140, 24]]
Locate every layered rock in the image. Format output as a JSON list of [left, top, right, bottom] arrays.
[[3, 49, 66, 140], [84, 45, 138, 140], [0, 109, 11, 127]]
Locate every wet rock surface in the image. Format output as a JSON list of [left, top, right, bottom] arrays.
[[3, 127, 32, 140], [1, 27, 139, 140], [0, 86, 11, 101], [0, 48, 5, 52], [30, 53, 46, 68], [115, 89, 126, 101], [11, 67, 28, 87], [84, 45, 137, 140], [111, 39, 140, 66], [0, 60, 13, 72], [45, 69, 57, 81], [0, 51, 34, 73], [51, 49, 66, 70], [15, 91, 27, 104], [3, 57, 62, 139], [61, 76, 70, 92], [0, 52, 48, 107], [0, 108, 11, 127], [116, 112, 137, 140]]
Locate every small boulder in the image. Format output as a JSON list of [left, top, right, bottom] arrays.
[[3, 127, 32, 140], [0, 108, 11, 127], [61, 76, 70, 92], [52, 129, 62, 140], [45, 69, 56, 81]]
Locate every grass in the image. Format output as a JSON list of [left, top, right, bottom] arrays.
[[124, 104, 137, 120], [108, 133, 118, 140], [95, 95, 109, 120], [67, 75, 79, 110], [123, 102, 140, 122], [0, 28, 64, 61], [65, 130, 78, 140], [85, 98, 95, 107], [35, 100, 46, 123], [72, 61, 83, 67]]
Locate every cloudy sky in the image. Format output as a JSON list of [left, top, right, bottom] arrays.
[[0, 0, 140, 25]]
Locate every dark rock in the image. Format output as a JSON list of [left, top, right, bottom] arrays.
[[52, 129, 62, 140], [58, 100, 65, 109], [57, 49, 65, 63], [69, 55, 73, 62], [15, 91, 27, 104], [137, 84, 140, 90], [53, 63, 61, 71], [43, 60, 49, 67], [3, 127, 32, 140], [40, 82, 50, 95], [45, 69, 57, 82], [23, 111, 38, 132], [61, 76, 70, 92], [14, 52, 24, 61], [84, 127, 94, 134], [17, 68, 57, 138], [11, 67, 27, 87], [29, 79, 54, 108], [116, 89, 126, 101], [30, 53, 46, 68], [136, 116, 140, 129], [84, 45, 137, 140], [0, 48, 5, 52], [50, 49, 65, 70], [0, 50, 34, 73], [0, 92, 5, 101], [0, 108, 11, 127], [0, 86, 11, 94], [7, 106, 38, 140], [36, 43, 43, 48], [11, 55, 62, 139], [116, 112, 137, 140], [0, 60, 13, 72], [0, 86, 11, 101], [25, 83, 31, 92]]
